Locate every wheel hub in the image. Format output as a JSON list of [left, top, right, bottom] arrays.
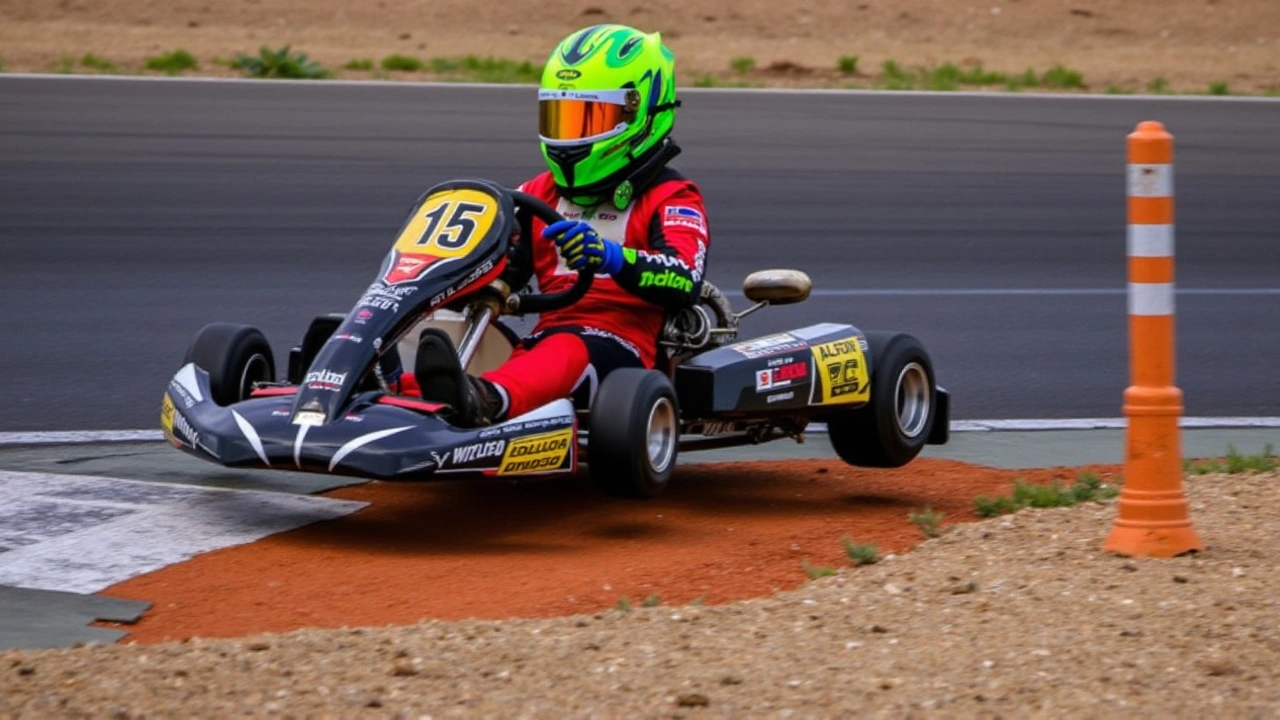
[[646, 397, 677, 473], [895, 361, 930, 439]]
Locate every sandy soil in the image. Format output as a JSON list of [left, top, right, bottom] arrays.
[[1, 0, 1278, 92], [3, 466, 1277, 718]]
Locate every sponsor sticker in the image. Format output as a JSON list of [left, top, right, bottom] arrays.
[[382, 253, 440, 286], [497, 428, 573, 475], [428, 258, 496, 306], [754, 358, 809, 392], [305, 369, 347, 392], [766, 391, 795, 404], [354, 308, 374, 324], [168, 379, 197, 409], [332, 333, 362, 344], [810, 337, 871, 405], [729, 332, 808, 360], [160, 394, 175, 437]]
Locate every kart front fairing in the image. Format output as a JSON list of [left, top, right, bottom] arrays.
[[163, 363, 577, 480], [160, 178, 581, 481]]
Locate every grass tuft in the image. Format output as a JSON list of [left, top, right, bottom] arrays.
[[974, 471, 1121, 518], [837, 55, 860, 75], [640, 593, 662, 608], [232, 45, 329, 79], [615, 596, 632, 612], [802, 561, 837, 579], [907, 505, 945, 538], [343, 58, 374, 71], [1208, 80, 1231, 95], [79, 54, 117, 73], [842, 536, 881, 566], [1185, 444, 1277, 475], [425, 55, 542, 83], [146, 49, 199, 76], [381, 54, 424, 72], [1040, 64, 1085, 89], [730, 56, 756, 75], [1148, 77, 1171, 94]]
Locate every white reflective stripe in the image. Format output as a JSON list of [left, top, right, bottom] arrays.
[[173, 364, 205, 403], [1128, 282, 1175, 316], [1127, 223, 1175, 257], [1127, 163, 1173, 197], [328, 426, 413, 472], [231, 410, 270, 466], [293, 422, 311, 469]]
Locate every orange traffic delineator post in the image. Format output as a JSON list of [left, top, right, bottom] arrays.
[[1103, 120, 1204, 557]]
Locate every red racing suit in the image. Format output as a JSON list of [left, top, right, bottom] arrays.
[[479, 167, 711, 418]]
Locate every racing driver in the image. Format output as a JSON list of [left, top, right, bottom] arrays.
[[410, 23, 710, 427]]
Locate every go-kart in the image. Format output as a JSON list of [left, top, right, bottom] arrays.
[[162, 178, 949, 498]]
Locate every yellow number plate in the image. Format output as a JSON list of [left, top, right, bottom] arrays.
[[392, 188, 498, 259]]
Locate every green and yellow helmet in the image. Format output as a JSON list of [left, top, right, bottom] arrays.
[[538, 25, 679, 206]]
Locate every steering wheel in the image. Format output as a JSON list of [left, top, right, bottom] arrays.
[[507, 189, 595, 315]]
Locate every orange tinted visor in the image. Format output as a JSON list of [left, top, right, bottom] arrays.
[[539, 98, 635, 142]]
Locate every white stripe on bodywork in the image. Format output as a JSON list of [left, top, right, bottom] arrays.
[[1127, 163, 1174, 198], [1128, 282, 1176, 316], [172, 363, 206, 403], [231, 410, 270, 466], [328, 426, 413, 472], [1127, 223, 1175, 258], [293, 422, 311, 469]]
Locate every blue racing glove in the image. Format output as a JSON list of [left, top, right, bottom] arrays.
[[543, 219, 625, 275]]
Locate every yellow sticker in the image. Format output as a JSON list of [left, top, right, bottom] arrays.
[[810, 337, 871, 405], [497, 428, 573, 475], [392, 188, 499, 259], [160, 394, 175, 438]]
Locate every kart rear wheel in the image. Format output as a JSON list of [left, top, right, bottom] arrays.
[[827, 331, 936, 468], [182, 322, 275, 407], [588, 368, 679, 499]]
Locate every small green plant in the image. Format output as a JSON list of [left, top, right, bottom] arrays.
[[426, 55, 542, 83], [803, 561, 837, 579], [837, 55, 860, 75], [730, 56, 756, 75], [908, 505, 945, 538], [1104, 85, 1134, 95], [381, 54, 424, 72], [693, 73, 719, 88], [879, 59, 915, 90], [146, 49, 199, 76], [1040, 64, 1085, 89], [1208, 80, 1231, 96], [343, 58, 374, 71], [232, 45, 329, 80], [79, 54, 117, 73], [54, 56, 77, 74], [1186, 444, 1277, 474], [974, 494, 1020, 518], [615, 596, 632, 611], [641, 593, 662, 607], [974, 471, 1121, 518], [1147, 77, 1171, 94], [1004, 68, 1040, 91], [842, 537, 880, 566]]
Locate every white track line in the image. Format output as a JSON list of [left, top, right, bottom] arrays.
[[3, 73, 1278, 103], [3, 417, 1278, 446]]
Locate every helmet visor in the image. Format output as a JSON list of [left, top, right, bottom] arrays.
[[538, 89, 638, 144]]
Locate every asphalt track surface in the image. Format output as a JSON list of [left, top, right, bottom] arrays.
[[2, 77, 1278, 431]]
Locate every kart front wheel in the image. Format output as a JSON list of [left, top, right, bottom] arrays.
[[827, 331, 936, 468], [182, 322, 275, 406], [588, 369, 679, 499]]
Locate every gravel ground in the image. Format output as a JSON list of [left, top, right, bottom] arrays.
[[3, 470, 1278, 718]]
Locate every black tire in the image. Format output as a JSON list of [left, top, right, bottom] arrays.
[[827, 331, 936, 468], [182, 322, 276, 407], [587, 369, 680, 499]]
